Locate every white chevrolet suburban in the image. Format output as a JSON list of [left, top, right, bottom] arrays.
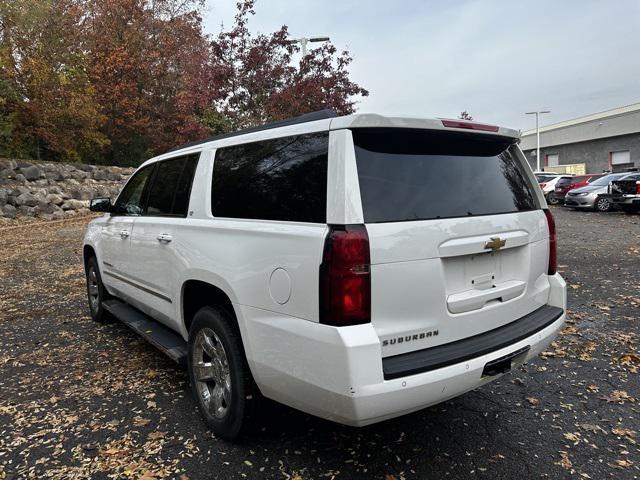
[[83, 110, 566, 439]]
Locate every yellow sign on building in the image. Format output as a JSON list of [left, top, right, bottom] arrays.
[[544, 163, 586, 175]]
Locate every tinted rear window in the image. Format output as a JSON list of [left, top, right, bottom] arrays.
[[536, 174, 558, 182], [556, 177, 573, 185], [352, 128, 537, 223], [212, 132, 329, 223]]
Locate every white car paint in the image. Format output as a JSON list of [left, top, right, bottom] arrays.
[[536, 174, 565, 194], [84, 113, 566, 426]]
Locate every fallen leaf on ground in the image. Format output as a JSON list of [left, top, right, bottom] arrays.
[[600, 390, 636, 403]]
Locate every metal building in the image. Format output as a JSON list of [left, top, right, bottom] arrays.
[[520, 103, 640, 174]]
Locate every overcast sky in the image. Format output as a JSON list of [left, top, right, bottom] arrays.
[[203, 0, 640, 131]]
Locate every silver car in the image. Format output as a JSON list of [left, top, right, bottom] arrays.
[[564, 173, 630, 212]]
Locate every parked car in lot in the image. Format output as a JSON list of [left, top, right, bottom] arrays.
[[83, 111, 566, 439], [601, 173, 640, 214], [535, 173, 566, 204], [552, 174, 605, 204], [535, 172, 562, 185], [563, 173, 630, 212]]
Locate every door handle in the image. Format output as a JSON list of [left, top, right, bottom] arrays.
[[120, 230, 130, 239], [157, 233, 172, 243]]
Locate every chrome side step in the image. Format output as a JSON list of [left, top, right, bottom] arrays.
[[103, 299, 188, 365]]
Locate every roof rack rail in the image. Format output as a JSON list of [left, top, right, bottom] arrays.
[[166, 109, 338, 153]]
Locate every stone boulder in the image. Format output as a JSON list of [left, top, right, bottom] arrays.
[[46, 193, 64, 206], [2, 204, 16, 218], [15, 192, 39, 207], [61, 199, 88, 210], [71, 187, 93, 200], [92, 169, 108, 181], [20, 165, 42, 181], [0, 159, 17, 170], [17, 205, 37, 216], [45, 170, 64, 181], [0, 168, 16, 180]]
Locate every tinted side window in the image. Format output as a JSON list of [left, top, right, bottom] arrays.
[[212, 132, 329, 223], [114, 166, 154, 216], [172, 155, 199, 216], [352, 128, 537, 223], [146, 155, 199, 217]]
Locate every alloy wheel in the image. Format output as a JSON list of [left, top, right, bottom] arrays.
[[87, 266, 100, 313], [596, 197, 610, 212], [192, 328, 232, 419]]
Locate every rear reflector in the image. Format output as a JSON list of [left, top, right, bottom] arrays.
[[319, 225, 371, 326], [636, 181, 640, 194], [543, 209, 557, 275], [441, 119, 499, 132]]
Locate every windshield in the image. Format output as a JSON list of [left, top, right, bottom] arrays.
[[589, 174, 626, 186], [620, 173, 640, 181]]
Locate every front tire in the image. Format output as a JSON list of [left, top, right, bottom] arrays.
[[85, 256, 113, 324], [594, 196, 612, 212], [188, 306, 259, 440]]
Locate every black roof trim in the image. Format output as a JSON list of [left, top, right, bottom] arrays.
[[166, 109, 338, 153]]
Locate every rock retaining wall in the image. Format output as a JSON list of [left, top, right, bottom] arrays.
[[0, 159, 134, 222]]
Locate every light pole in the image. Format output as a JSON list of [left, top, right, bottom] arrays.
[[525, 110, 550, 171], [287, 36, 330, 56]]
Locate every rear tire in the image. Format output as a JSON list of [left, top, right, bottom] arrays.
[[188, 306, 259, 440], [546, 193, 561, 205], [85, 256, 113, 324], [594, 196, 612, 212]]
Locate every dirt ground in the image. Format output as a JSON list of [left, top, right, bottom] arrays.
[[0, 207, 638, 479]]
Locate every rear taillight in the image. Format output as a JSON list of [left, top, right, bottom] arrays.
[[636, 181, 640, 194], [539, 182, 547, 189], [543, 209, 557, 275], [441, 119, 499, 132], [319, 225, 371, 326]]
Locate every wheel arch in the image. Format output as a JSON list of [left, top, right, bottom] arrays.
[[83, 244, 97, 268], [181, 279, 238, 335]]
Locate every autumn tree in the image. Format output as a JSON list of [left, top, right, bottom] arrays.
[[84, 0, 215, 164], [0, 0, 107, 161], [0, 0, 368, 165], [206, 0, 368, 132]]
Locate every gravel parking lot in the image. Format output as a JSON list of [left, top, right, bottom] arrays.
[[0, 207, 638, 480]]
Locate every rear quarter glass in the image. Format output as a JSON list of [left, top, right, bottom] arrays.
[[351, 128, 537, 223]]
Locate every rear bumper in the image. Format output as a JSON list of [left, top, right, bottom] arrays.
[[382, 305, 562, 380], [240, 274, 567, 427]]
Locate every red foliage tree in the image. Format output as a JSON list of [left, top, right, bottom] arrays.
[[1, 0, 368, 165], [206, 0, 368, 133]]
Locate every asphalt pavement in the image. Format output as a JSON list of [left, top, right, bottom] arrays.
[[0, 207, 638, 479]]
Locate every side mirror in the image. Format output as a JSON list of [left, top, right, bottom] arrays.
[[89, 197, 112, 213]]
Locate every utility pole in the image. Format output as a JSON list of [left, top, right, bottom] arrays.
[[525, 110, 550, 171], [287, 36, 330, 56]]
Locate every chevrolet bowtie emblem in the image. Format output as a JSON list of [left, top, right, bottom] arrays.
[[484, 237, 506, 251]]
